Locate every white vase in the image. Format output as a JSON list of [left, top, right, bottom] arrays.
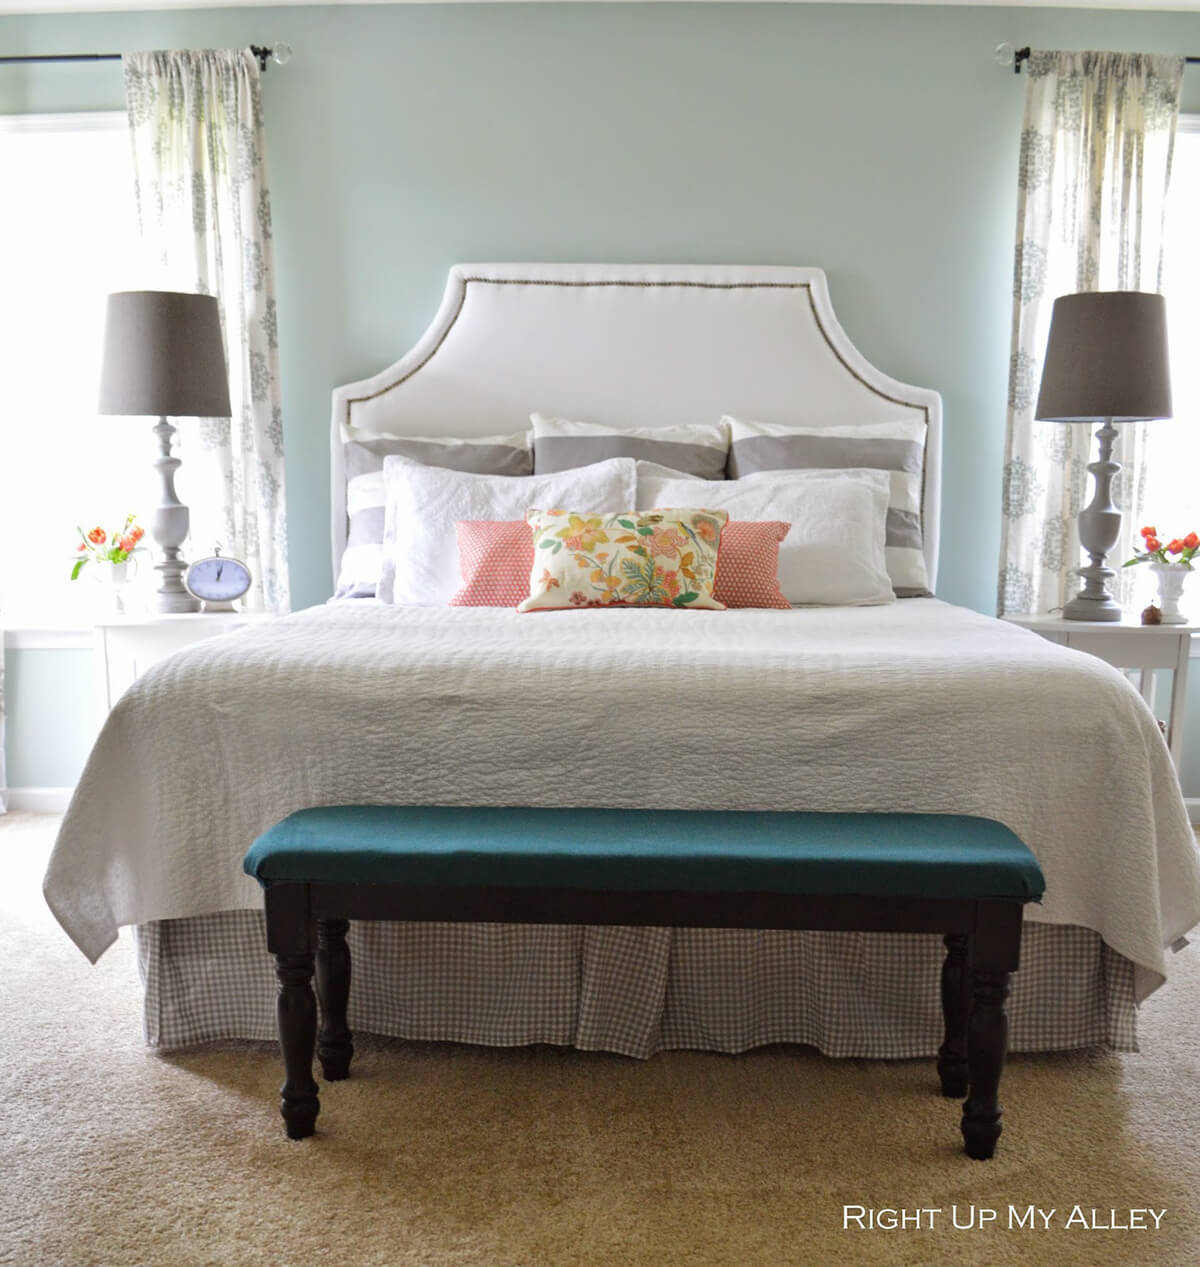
[[1150, 562, 1191, 625], [92, 558, 138, 614]]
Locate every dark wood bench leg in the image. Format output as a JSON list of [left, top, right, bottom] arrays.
[[265, 884, 319, 1139], [937, 932, 970, 1098], [275, 952, 320, 1139], [961, 902, 1023, 1161], [316, 918, 354, 1080]]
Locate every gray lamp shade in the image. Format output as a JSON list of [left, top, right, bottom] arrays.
[[1035, 290, 1172, 423], [98, 290, 232, 418]]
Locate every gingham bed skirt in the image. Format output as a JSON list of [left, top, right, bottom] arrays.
[[133, 914, 1137, 1056]]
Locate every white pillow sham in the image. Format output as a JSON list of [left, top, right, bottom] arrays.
[[636, 462, 893, 606], [380, 455, 638, 605]]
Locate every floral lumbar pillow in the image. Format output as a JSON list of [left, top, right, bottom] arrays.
[[518, 508, 728, 611]]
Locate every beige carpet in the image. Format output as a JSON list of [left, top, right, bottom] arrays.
[[2, 810, 1198, 1267]]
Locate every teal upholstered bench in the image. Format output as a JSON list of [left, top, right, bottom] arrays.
[[244, 806, 1045, 1159]]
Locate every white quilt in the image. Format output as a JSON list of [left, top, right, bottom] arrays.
[[44, 600, 1200, 1000]]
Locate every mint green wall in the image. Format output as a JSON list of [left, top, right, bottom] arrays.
[[3, 650, 94, 787], [5, 3, 1200, 793]]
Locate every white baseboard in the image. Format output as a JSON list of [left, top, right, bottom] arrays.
[[1186, 798, 1200, 826], [4, 787, 72, 813]]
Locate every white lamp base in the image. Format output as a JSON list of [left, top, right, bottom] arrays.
[[150, 416, 200, 613]]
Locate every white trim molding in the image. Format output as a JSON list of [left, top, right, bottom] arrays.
[[4, 627, 92, 651], [0, 112, 126, 134], [1186, 797, 1200, 826], [4, 787, 72, 813]]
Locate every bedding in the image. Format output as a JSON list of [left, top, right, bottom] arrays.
[[45, 599, 1200, 1012], [723, 416, 931, 596], [637, 462, 894, 606], [377, 455, 636, 605], [336, 428, 533, 598], [532, 414, 729, 479]]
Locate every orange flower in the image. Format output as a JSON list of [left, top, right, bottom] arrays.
[[1185, 532, 1199, 550], [118, 535, 136, 553], [1145, 536, 1162, 552], [538, 568, 560, 592], [130, 525, 145, 543], [1168, 539, 1185, 555], [1141, 525, 1157, 539], [87, 527, 106, 545]]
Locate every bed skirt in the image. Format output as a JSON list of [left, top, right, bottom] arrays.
[[133, 914, 1137, 1056]]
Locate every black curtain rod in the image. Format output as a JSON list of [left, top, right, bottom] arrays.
[[1013, 46, 1200, 74], [0, 45, 285, 72]]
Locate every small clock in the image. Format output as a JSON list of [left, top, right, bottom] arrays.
[[184, 547, 252, 612]]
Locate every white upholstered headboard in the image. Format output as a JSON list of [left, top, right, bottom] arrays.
[[330, 262, 942, 586]]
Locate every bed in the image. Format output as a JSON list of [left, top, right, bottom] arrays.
[[43, 262, 1200, 1059]]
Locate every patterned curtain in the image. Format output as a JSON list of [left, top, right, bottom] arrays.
[[123, 50, 289, 612], [997, 51, 1183, 616]]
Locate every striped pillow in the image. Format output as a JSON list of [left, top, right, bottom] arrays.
[[723, 416, 930, 596], [532, 414, 729, 480], [336, 430, 532, 598]]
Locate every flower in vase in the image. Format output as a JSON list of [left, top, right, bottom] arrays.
[[70, 514, 148, 580], [1124, 525, 1199, 571]]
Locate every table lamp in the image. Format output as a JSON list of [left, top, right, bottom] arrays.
[[1035, 290, 1172, 621], [98, 290, 232, 613]]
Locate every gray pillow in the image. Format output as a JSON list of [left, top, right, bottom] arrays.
[[723, 415, 931, 596], [531, 413, 729, 480]]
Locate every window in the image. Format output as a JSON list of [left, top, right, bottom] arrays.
[[1139, 116, 1200, 604], [0, 113, 147, 623]]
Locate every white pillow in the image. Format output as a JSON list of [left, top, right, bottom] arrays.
[[381, 455, 638, 605], [636, 462, 893, 606]]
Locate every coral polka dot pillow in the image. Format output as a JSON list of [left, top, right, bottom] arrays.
[[520, 508, 728, 611], [450, 520, 534, 606], [711, 520, 790, 609], [450, 516, 792, 609]]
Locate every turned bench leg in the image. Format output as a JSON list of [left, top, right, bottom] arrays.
[[316, 918, 354, 1080], [274, 951, 320, 1139], [960, 902, 1023, 1161], [936, 932, 970, 1098]]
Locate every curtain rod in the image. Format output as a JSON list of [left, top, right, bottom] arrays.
[[0, 44, 291, 73], [1010, 45, 1200, 74]]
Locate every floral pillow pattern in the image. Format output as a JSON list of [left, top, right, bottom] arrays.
[[518, 508, 728, 611]]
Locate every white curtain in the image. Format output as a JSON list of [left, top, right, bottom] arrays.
[[997, 51, 1183, 616], [123, 49, 289, 612]]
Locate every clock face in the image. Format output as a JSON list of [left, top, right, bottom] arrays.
[[185, 555, 252, 602]]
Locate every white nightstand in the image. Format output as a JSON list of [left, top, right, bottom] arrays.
[[1005, 613, 1199, 769], [93, 610, 272, 718]]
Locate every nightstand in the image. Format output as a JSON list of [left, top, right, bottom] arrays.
[[1005, 613, 1199, 769], [93, 611, 272, 718]]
